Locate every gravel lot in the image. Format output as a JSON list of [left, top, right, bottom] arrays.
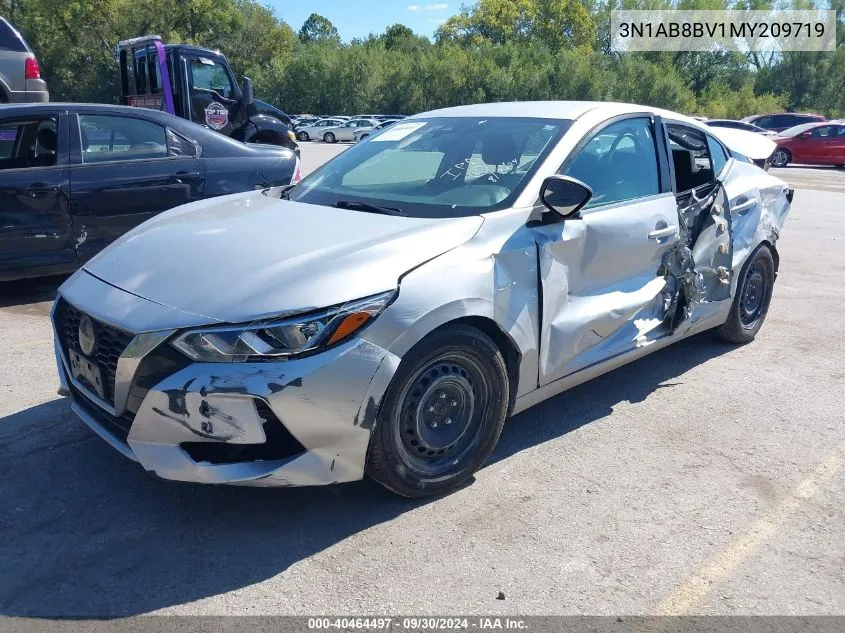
[[0, 144, 843, 617]]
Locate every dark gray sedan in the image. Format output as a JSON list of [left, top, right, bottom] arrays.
[[0, 103, 298, 281]]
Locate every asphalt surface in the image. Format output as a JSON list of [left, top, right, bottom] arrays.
[[0, 144, 843, 617]]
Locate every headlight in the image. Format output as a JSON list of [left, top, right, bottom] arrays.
[[287, 130, 296, 142], [171, 291, 395, 362]]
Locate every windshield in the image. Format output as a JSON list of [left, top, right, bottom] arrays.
[[289, 117, 570, 218], [779, 123, 818, 137]]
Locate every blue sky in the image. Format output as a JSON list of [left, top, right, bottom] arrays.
[[265, 1, 463, 41]]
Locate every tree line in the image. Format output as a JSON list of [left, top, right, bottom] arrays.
[[3, 0, 844, 119]]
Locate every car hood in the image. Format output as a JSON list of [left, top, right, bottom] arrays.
[[83, 191, 483, 324]]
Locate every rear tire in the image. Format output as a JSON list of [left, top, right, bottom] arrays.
[[771, 149, 790, 168], [366, 325, 509, 498], [324, 132, 336, 143], [717, 245, 775, 344]]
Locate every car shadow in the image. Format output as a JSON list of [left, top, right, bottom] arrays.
[[0, 275, 67, 310], [0, 332, 735, 617]]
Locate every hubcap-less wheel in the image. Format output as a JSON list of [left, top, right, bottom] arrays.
[[740, 264, 765, 325], [396, 353, 488, 476], [366, 324, 509, 498], [772, 150, 789, 167]]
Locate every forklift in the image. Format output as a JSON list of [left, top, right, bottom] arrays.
[[117, 35, 298, 153]]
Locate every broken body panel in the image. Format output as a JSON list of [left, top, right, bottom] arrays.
[[52, 102, 792, 486]]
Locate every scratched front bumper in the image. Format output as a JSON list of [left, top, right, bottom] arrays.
[[53, 272, 397, 487], [58, 335, 394, 486]]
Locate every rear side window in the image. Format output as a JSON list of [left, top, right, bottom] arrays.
[[563, 117, 660, 208], [0, 20, 29, 52], [0, 117, 58, 169], [667, 124, 715, 194], [0, 126, 18, 160], [706, 135, 729, 177], [79, 115, 168, 163], [809, 126, 835, 138]]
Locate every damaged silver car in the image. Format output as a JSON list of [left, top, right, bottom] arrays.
[[52, 102, 792, 497]]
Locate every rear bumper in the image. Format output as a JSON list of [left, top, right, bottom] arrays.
[[7, 81, 49, 102]]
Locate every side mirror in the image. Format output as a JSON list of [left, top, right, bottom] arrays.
[[799, 131, 811, 139], [540, 175, 592, 219], [241, 76, 254, 106]]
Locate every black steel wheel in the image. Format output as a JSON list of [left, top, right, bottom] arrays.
[[367, 324, 509, 498], [771, 149, 790, 168], [718, 245, 775, 344]]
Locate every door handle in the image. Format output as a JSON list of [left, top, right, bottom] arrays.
[[170, 172, 200, 184], [26, 183, 59, 197], [732, 197, 760, 214], [648, 225, 678, 240]]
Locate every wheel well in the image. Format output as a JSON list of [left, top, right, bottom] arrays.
[[448, 316, 521, 414], [251, 131, 282, 144], [761, 240, 780, 273]]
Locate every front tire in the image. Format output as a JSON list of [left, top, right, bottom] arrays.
[[297, 131, 309, 141], [324, 132, 336, 143], [367, 325, 509, 498], [718, 245, 775, 344], [771, 149, 790, 168]]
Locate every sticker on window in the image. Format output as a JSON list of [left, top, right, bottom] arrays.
[[371, 122, 427, 142], [204, 102, 229, 130]]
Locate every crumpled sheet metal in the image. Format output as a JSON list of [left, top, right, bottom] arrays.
[[127, 337, 391, 486], [533, 195, 682, 384], [361, 209, 541, 399]]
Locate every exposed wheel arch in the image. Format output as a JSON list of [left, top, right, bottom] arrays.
[[761, 239, 780, 274], [448, 317, 521, 414], [249, 131, 284, 145]]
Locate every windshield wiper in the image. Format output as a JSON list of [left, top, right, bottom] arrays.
[[335, 200, 406, 216]]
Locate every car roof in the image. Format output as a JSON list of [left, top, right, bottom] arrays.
[[410, 100, 709, 128]]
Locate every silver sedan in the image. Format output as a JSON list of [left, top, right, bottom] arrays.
[[52, 102, 791, 498], [320, 118, 379, 143]]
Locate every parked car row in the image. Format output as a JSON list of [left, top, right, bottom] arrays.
[[293, 115, 405, 143]]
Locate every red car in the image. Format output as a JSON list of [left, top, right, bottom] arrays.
[[770, 122, 845, 168]]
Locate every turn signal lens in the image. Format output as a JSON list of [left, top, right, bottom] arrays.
[[327, 312, 371, 346]]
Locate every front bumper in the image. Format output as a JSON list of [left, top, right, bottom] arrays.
[[52, 272, 398, 487]]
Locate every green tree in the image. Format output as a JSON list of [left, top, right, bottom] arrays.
[[298, 12, 340, 44]]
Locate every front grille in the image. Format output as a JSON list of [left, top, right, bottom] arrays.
[[69, 383, 133, 445], [54, 298, 135, 406]]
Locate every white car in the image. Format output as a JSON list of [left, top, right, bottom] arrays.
[[51, 101, 792, 498], [320, 118, 380, 143], [353, 119, 399, 142], [295, 118, 347, 142]]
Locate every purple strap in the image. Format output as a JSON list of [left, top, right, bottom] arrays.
[[154, 39, 175, 115]]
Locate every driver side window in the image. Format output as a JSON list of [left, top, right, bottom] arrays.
[[189, 58, 234, 100], [562, 117, 659, 209]]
